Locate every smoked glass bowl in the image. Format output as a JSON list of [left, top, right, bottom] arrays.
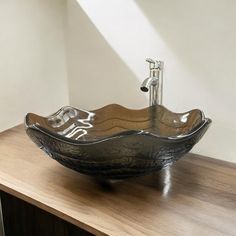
[[25, 104, 211, 179]]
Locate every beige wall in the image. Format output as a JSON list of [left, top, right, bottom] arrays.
[[67, 0, 236, 163], [0, 0, 69, 132]]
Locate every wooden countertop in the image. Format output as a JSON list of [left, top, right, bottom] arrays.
[[0, 125, 235, 236]]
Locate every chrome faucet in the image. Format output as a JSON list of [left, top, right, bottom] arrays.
[[140, 58, 163, 106]]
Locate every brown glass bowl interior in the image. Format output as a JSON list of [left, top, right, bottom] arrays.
[[26, 104, 205, 142]]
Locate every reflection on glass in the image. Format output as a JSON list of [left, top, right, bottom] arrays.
[[162, 166, 171, 197]]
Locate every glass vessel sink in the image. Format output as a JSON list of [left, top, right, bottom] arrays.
[[25, 104, 211, 179]]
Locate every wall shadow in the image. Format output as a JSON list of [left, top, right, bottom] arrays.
[[66, 0, 147, 110]]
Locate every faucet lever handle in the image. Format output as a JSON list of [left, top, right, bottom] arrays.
[[146, 58, 156, 70], [146, 58, 162, 70]]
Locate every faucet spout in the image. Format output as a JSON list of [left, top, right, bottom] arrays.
[[140, 77, 157, 92]]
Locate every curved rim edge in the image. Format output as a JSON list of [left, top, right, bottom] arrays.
[[25, 104, 212, 145]]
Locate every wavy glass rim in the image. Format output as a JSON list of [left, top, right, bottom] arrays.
[[25, 104, 212, 145]]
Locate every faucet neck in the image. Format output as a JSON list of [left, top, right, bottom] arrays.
[[149, 83, 158, 107], [149, 68, 160, 79], [140, 58, 164, 107]]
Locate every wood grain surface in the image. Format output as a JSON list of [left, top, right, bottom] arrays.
[[0, 125, 235, 236]]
